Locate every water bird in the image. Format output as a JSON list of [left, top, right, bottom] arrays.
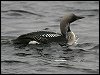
[[12, 13, 84, 46]]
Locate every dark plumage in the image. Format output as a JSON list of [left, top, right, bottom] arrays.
[[13, 31, 66, 44]]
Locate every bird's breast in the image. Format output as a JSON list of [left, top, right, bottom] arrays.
[[67, 31, 76, 45]]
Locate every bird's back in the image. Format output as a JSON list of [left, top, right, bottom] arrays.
[[12, 31, 66, 45]]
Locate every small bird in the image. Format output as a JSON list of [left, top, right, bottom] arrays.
[[12, 13, 84, 46]]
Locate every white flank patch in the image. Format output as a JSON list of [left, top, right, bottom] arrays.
[[29, 40, 39, 44]]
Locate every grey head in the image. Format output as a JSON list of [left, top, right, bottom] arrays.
[[60, 13, 84, 36]]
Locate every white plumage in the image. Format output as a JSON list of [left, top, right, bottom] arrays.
[[29, 40, 39, 44], [67, 31, 79, 46]]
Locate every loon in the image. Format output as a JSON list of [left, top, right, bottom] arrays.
[[12, 13, 84, 46]]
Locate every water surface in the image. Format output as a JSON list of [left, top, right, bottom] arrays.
[[1, 1, 99, 74]]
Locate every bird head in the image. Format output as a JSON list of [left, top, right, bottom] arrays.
[[60, 13, 84, 36]]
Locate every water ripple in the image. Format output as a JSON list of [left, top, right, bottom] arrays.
[[1, 9, 44, 17], [1, 60, 29, 64]]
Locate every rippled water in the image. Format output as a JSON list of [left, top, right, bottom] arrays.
[[1, 1, 99, 74]]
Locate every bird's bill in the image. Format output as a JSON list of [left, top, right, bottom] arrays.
[[76, 16, 85, 19]]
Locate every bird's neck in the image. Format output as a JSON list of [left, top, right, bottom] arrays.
[[60, 22, 71, 37], [67, 25, 71, 32]]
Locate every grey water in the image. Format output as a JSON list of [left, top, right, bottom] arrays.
[[1, 1, 99, 74]]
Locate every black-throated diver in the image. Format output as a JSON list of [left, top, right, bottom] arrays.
[[12, 13, 84, 46]]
